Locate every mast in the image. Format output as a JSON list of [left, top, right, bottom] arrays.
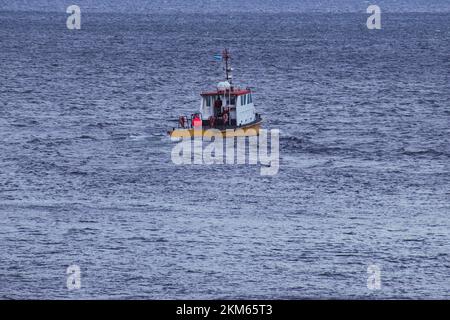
[[222, 48, 233, 85]]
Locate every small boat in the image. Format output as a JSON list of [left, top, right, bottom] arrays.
[[168, 49, 263, 138]]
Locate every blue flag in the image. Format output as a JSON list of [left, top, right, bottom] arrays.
[[213, 54, 222, 62]]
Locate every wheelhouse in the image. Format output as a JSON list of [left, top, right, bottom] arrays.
[[200, 85, 256, 127]]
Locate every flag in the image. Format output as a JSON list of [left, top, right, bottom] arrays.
[[213, 54, 222, 62]]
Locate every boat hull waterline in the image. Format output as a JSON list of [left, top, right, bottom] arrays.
[[168, 120, 262, 138]]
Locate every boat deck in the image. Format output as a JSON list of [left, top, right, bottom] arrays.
[[169, 116, 263, 138]]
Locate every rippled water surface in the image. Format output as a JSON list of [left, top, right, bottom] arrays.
[[0, 9, 449, 299]]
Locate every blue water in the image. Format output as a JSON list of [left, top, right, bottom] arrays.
[[0, 5, 449, 299]]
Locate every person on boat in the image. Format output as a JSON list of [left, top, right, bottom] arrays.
[[221, 107, 230, 126], [208, 116, 216, 128], [215, 97, 222, 108], [179, 116, 186, 128], [192, 114, 202, 128], [214, 97, 222, 117], [222, 112, 229, 126]]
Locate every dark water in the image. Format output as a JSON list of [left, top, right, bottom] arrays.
[[0, 9, 449, 299]]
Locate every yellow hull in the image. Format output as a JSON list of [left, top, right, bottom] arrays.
[[168, 122, 262, 138]]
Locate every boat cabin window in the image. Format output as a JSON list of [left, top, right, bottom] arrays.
[[239, 94, 253, 106], [206, 96, 212, 107]]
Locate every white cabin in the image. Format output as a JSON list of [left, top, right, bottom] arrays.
[[200, 81, 257, 127]]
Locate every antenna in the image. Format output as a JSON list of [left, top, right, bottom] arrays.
[[222, 48, 233, 85]]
